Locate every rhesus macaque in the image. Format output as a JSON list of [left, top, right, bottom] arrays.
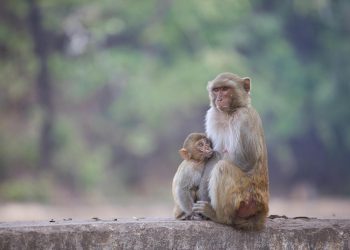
[[193, 72, 269, 230], [172, 133, 214, 220]]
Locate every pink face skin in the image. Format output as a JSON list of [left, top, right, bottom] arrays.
[[196, 138, 213, 160], [212, 86, 234, 112]]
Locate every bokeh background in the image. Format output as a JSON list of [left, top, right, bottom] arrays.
[[1, 0, 350, 221]]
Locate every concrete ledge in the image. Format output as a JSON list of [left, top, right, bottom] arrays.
[[0, 218, 349, 249]]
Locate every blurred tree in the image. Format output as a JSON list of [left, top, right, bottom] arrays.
[[27, 0, 55, 170], [250, 0, 350, 194], [0, 0, 349, 202]]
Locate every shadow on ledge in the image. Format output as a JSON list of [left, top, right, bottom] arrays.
[[0, 218, 349, 249]]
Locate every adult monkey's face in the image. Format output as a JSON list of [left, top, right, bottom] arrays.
[[212, 86, 235, 113], [207, 73, 251, 113]]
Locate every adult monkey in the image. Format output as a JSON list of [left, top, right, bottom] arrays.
[[193, 72, 269, 230]]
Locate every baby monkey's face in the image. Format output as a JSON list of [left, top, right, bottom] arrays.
[[195, 138, 213, 160]]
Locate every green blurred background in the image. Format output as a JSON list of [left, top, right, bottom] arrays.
[[1, 0, 350, 219]]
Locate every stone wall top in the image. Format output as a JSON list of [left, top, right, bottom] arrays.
[[1, 218, 349, 249]]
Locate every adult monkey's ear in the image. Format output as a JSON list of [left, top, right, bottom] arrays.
[[242, 77, 251, 93], [179, 148, 191, 160]]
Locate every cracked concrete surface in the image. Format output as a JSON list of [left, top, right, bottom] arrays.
[[0, 218, 349, 249]]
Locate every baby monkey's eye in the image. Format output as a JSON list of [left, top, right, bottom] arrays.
[[222, 86, 229, 91], [198, 142, 204, 147]]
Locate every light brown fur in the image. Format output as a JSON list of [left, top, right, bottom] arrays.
[[172, 133, 213, 220], [194, 72, 269, 230]]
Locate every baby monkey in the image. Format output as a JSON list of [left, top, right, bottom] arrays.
[[172, 133, 213, 220]]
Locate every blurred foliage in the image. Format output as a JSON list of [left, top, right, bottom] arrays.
[[0, 0, 349, 203]]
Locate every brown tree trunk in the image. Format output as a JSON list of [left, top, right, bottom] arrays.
[[27, 0, 55, 170]]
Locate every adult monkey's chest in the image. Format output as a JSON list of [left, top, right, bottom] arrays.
[[211, 116, 241, 157]]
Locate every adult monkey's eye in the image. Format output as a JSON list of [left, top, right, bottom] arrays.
[[213, 88, 219, 93], [222, 86, 229, 91]]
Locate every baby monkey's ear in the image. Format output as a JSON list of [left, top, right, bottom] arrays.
[[179, 148, 191, 160]]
